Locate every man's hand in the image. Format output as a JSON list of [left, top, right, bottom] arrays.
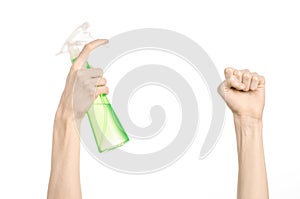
[[56, 39, 109, 127], [218, 67, 269, 199], [218, 67, 265, 119], [48, 39, 109, 199]]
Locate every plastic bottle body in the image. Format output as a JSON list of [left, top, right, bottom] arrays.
[[72, 59, 129, 152], [87, 94, 129, 152]]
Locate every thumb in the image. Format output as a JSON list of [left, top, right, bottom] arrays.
[[217, 80, 228, 100], [218, 76, 246, 99]]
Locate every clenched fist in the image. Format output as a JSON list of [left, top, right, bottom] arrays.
[[218, 67, 265, 119]]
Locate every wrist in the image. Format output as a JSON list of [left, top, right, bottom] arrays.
[[233, 114, 262, 124], [233, 114, 263, 138], [233, 114, 264, 162], [55, 105, 83, 134]]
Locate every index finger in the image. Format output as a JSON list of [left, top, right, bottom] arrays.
[[72, 39, 109, 71]]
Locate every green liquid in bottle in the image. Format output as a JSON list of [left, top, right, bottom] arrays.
[[87, 95, 129, 152], [72, 59, 129, 152]]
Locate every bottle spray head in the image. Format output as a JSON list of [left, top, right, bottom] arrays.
[[57, 22, 94, 59]]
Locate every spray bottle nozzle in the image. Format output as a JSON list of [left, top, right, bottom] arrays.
[[57, 22, 130, 152], [56, 22, 94, 58]]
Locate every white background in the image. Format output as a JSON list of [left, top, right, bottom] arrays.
[[0, 0, 300, 198]]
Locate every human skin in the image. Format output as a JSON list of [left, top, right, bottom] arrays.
[[218, 68, 269, 199], [47, 44, 268, 199], [47, 39, 109, 199]]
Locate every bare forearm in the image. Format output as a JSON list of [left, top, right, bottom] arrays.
[[46, 39, 109, 199], [47, 107, 82, 199], [234, 115, 268, 199]]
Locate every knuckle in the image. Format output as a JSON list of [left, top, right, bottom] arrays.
[[105, 86, 109, 93], [97, 69, 103, 76], [253, 76, 259, 81], [91, 68, 103, 77], [225, 67, 233, 74], [260, 75, 265, 84], [101, 77, 107, 85], [243, 72, 251, 79], [234, 70, 241, 76]]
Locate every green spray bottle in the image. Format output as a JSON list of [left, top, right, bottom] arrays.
[[58, 22, 129, 152]]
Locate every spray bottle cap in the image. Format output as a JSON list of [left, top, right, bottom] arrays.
[[57, 22, 94, 59]]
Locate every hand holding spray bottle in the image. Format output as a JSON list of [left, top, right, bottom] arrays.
[[57, 22, 129, 152]]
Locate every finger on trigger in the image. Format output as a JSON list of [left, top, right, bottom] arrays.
[[72, 39, 109, 71], [88, 77, 106, 87], [97, 77, 106, 86], [95, 86, 109, 97]]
